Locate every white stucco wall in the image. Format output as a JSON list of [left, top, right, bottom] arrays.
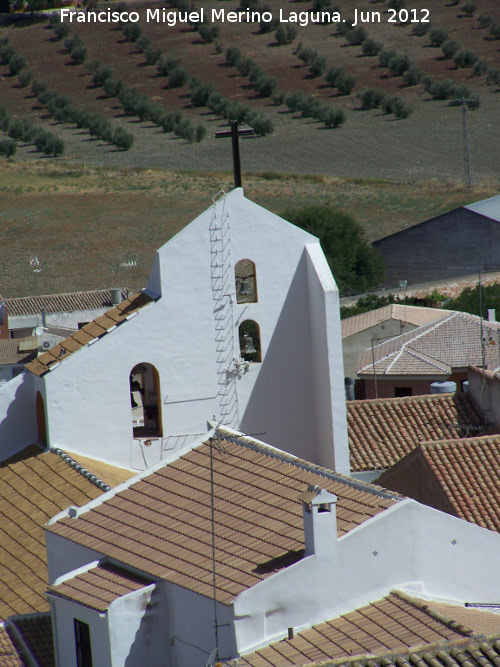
[[233, 498, 500, 653], [49, 596, 111, 667], [108, 584, 167, 666], [37, 188, 349, 473]]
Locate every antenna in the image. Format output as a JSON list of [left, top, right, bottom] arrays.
[[208, 425, 227, 663]]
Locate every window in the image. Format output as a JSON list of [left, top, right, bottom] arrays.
[[130, 363, 162, 437], [394, 387, 412, 397], [239, 320, 261, 363], [74, 619, 93, 667], [235, 259, 257, 304]]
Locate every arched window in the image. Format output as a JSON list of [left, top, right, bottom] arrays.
[[36, 391, 47, 446], [235, 259, 257, 304], [130, 363, 162, 437], [239, 320, 261, 363]]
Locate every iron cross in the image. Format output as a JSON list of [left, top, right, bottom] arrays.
[[215, 120, 255, 188]]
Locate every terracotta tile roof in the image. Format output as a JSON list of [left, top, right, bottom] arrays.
[[357, 313, 500, 377], [48, 564, 152, 612], [8, 614, 54, 667], [0, 624, 26, 667], [25, 291, 153, 377], [47, 437, 398, 605], [341, 306, 453, 339], [419, 436, 500, 532], [0, 446, 103, 622], [242, 636, 500, 667], [238, 591, 477, 667], [64, 452, 136, 489], [0, 339, 38, 366], [347, 393, 485, 472], [411, 598, 500, 636], [5, 289, 129, 317]]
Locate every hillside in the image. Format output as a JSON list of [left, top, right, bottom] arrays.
[[0, 0, 499, 182]]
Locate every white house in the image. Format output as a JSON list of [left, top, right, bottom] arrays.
[[0, 188, 349, 474], [44, 426, 500, 667]]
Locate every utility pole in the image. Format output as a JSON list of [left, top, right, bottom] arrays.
[[453, 98, 473, 191]]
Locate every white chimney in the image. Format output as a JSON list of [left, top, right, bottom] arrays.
[[488, 309, 496, 323], [300, 486, 338, 558]]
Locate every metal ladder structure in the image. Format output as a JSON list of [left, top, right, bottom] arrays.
[[209, 192, 240, 428]]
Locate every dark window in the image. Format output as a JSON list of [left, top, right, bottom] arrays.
[[74, 619, 93, 667], [394, 387, 412, 397], [239, 320, 261, 363], [235, 259, 257, 304]]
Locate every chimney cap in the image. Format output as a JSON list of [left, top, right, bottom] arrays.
[[298, 486, 337, 506]]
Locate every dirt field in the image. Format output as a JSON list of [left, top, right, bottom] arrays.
[[0, 0, 499, 181]]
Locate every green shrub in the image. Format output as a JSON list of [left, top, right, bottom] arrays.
[[0, 45, 15, 65], [487, 68, 500, 85], [411, 23, 429, 36], [123, 23, 141, 42], [362, 38, 382, 56], [308, 54, 326, 78], [189, 79, 214, 107], [462, 2, 475, 16], [136, 35, 151, 53], [388, 0, 405, 9], [112, 127, 134, 150], [70, 44, 87, 64], [253, 73, 278, 97], [335, 72, 356, 95], [9, 54, 25, 76], [429, 28, 448, 47], [477, 13, 494, 29], [161, 110, 182, 133], [53, 23, 71, 41], [225, 46, 241, 67], [237, 57, 256, 77], [490, 23, 500, 39], [103, 77, 123, 98], [144, 46, 161, 65], [378, 49, 396, 67], [402, 65, 421, 86], [320, 106, 345, 128], [92, 64, 114, 87], [345, 27, 367, 46], [195, 124, 206, 142], [453, 49, 478, 68], [198, 23, 219, 43], [388, 54, 411, 76], [247, 112, 273, 136], [472, 59, 489, 76], [157, 54, 180, 76], [168, 66, 188, 88], [357, 88, 386, 109], [0, 138, 16, 157], [441, 39, 460, 59]]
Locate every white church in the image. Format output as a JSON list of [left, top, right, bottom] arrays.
[[2, 188, 500, 667], [0, 187, 349, 474]]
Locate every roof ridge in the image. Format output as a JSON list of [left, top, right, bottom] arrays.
[[391, 591, 474, 638], [51, 448, 110, 492], [215, 426, 403, 501]]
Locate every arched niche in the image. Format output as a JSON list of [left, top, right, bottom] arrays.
[[235, 259, 257, 304], [130, 363, 162, 437], [239, 320, 261, 363], [36, 391, 47, 446]]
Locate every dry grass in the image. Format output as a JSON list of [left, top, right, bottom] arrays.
[[1, 159, 497, 298]]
